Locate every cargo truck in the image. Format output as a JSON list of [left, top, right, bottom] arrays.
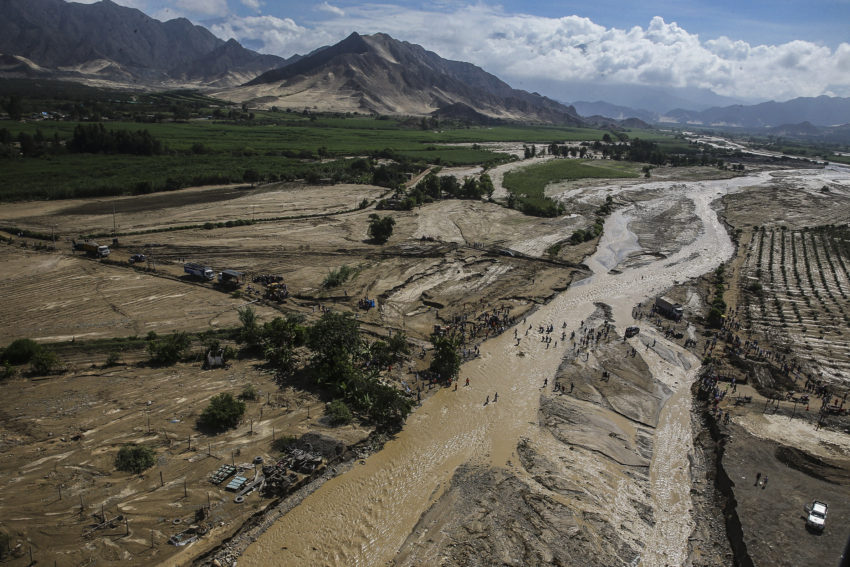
[[73, 239, 110, 257], [655, 296, 684, 321], [184, 262, 215, 280], [217, 269, 244, 288]]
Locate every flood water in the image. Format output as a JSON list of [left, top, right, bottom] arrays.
[[239, 172, 774, 567]]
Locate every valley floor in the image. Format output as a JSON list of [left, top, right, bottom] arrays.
[[1, 158, 849, 567]]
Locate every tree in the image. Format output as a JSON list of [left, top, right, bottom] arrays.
[[243, 169, 260, 186], [429, 332, 461, 382], [308, 311, 361, 376], [198, 393, 246, 431], [479, 173, 495, 199], [263, 315, 306, 375], [31, 349, 60, 375], [1, 338, 41, 364], [2, 95, 23, 121], [115, 444, 156, 473], [148, 331, 190, 365], [325, 399, 353, 425], [237, 306, 262, 351], [368, 214, 396, 244]]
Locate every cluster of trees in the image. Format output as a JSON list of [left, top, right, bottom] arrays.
[[0, 337, 61, 377], [68, 123, 163, 155], [506, 192, 565, 218], [236, 307, 414, 430], [378, 172, 495, 211]]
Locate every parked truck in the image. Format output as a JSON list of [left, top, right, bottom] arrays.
[[217, 269, 244, 288], [655, 296, 684, 321], [184, 262, 215, 280], [73, 239, 110, 257]]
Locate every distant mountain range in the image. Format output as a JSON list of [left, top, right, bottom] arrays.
[[223, 32, 583, 124], [1, 0, 847, 132], [573, 96, 850, 131], [0, 0, 287, 87]]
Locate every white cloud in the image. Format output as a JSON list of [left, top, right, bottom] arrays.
[[317, 2, 345, 17], [199, 2, 850, 101], [241, 0, 263, 12], [210, 15, 318, 55]]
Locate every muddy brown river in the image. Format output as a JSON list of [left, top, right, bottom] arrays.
[[239, 173, 773, 566]]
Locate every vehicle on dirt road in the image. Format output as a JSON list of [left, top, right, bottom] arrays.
[[129, 254, 146, 264], [624, 326, 640, 338], [184, 262, 214, 280], [73, 239, 110, 257], [805, 500, 828, 532]]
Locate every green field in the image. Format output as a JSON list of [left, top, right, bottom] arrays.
[[503, 159, 638, 199], [0, 114, 640, 201]]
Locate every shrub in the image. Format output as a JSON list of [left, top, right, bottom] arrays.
[[148, 331, 190, 365], [323, 264, 357, 288], [1, 338, 41, 364], [105, 351, 121, 367], [239, 384, 258, 401], [0, 362, 17, 381], [198, 393, 245, 431], [326, 399, 353, 425], [115, 444, 156, 473], [30, 349, 60, 375]]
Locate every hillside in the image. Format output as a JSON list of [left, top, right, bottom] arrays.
[[224, 32, 583, 124], [0, 0, 286, 87]]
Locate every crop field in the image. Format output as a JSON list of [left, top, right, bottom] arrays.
[[2, 116, 636, 200], [502, 158, 639, 211], [741, 225, 850, 384]]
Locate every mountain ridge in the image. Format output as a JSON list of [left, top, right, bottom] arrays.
[[0, 0, 287, 87], [229, 32, 583, 125]]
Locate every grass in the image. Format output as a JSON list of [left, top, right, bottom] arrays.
[[503, 159, 638, 200]]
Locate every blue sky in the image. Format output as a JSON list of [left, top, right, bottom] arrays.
[[86, 0, 850, 104]]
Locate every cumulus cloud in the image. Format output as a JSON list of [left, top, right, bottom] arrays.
[[210, 15, 319, 56], [201, 2, 850, 101]]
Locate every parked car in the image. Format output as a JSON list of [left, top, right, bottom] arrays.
[[806, 500, 828, 532], [624, 326, 640, 338], [129, 254, 146, 264]]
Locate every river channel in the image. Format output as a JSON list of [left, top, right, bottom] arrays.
[[239, 172, 772, 566]]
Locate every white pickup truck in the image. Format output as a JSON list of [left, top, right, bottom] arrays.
[[806, 500, 828, 532]]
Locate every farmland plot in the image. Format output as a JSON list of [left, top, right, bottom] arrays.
[[742, 225, 850, 385]]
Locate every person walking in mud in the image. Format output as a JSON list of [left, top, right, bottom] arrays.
[[465, 377, 470, 387], [494, 392, 498, 402], [762, 475, 768, 489]]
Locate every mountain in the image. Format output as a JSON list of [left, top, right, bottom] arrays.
[[572, 101, 658, 123], [662, 96, 850, 128], [0, 0, 287, 87], [226, 32, 583, 124]]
